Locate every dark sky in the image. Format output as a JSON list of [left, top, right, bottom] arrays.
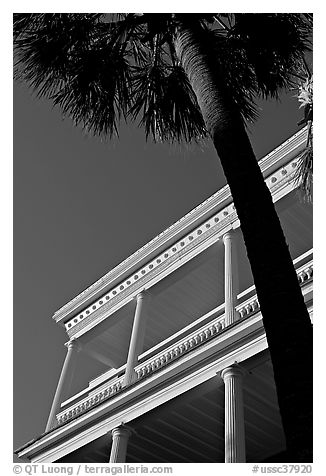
[[13, 77, 303, 459]]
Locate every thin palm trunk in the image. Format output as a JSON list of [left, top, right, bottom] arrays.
[[175, 24, 312, 462]]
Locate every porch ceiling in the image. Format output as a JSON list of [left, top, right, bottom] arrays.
[[276, 191, 312, 260], [80, 189, 311, 373], [82, 230, 252, 370]]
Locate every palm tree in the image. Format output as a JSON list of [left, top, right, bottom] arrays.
[[14, 13, 313, 462]]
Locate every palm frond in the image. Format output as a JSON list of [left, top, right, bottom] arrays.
[[129, 43, 168, 141], [129, 46, 207, 143], [52, 42, 132, 136], [294, 139, 313, 202], [294, 76, 313, 202], [14, 13, 45, 39], [229, 14, 312, 99], [209, 30, 259, 123], [14, 14, 132, 136], [297, 76, 313, 114], [14, 14, 104, 96], [162, 65, 207, 141], [302, 13, 313, 28]]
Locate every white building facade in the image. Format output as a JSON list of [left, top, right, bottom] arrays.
[[16, 128, 313, 463]]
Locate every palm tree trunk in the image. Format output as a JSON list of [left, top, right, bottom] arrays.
[[174, 23, 313, 462]]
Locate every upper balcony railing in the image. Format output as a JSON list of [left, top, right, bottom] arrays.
[[56, 248, 313, 427]]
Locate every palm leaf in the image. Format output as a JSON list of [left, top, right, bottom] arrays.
[[52, 44, 132, 136], [14, 14, 104, 95], [294, 76, 313, 201], [229, 13, 312, 98], [129, 45, 168, 141], [209, 30, 259, 123], [294, 135, 313, 202], [130, 50, 207, 143], [14, 13, 133, 136], [163, 65, 207, 142]]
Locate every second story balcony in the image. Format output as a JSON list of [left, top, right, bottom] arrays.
[[56, 246, 312, 428]]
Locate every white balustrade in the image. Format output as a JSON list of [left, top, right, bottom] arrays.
[[56, 253, 313, 426]]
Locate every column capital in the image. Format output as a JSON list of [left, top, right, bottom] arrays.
[[111, 425, 133, 439], [65, 338, 82, 352], [135, 290, 150, 302], [223, 230, 234, 243], [221, 364, 246, 381]]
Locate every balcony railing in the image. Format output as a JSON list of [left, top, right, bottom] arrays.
[[56, 249, 313, 426]]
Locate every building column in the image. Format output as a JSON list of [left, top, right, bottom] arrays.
[[221, 365, 246, 463], [223, 230, 239, 327], [109, 426, 132, 463], [45, 338, 80, 432], [124, 291, 150, 386]]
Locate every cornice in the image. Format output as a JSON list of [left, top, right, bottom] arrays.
[[53, 127, 308, 326]]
